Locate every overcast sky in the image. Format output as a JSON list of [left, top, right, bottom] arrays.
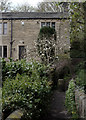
[[11, 0, 43, 6], [11, 0, 84, 7]]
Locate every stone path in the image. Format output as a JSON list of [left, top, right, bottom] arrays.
[[41, 90, 71, 120]]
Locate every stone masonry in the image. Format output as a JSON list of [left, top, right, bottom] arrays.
[[75, 89, 86, 118], [0, 12, 70, 61]]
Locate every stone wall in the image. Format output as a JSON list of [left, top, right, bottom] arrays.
[[0, 19, 70, 61], [75, 89, 86, 118]]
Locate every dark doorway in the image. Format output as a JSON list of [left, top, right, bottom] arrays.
[[3, 46, 7, 58], [19, 46, 26, 60]]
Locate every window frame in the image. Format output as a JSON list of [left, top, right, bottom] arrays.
[[0, 23, 2, 35], [0, 45, 8, 58], [40, 22, 56, 29], [3, 22, 7, 35], [41, 22, 46, 28], [0, 22, 8, 35], [51, 22, 55, 29]]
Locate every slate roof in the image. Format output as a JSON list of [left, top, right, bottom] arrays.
[[0, 12, 69, 20]]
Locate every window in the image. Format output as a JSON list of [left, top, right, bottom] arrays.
[[46, 22, 50, 27], [0, 46, 7, 58], [41, 22, 55, 29], [0, 23, 2, 35], [51, 22, 55, 29], [0, 22, 7, 35], [3, 46, 7, 57], [41, 22, 46, 27], [3, 23, 7, 35]]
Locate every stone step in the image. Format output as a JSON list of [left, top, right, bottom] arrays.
[[5, 109, 23, 120]]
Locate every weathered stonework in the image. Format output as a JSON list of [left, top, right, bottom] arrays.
[[0, 12, 70, 61], [75, 89, 86, 118]]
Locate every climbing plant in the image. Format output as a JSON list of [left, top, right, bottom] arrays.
[[37, 26, 57, 64]]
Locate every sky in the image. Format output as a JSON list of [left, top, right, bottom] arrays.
[[11, 0, 43, 7], [11, 0, 85, 7]]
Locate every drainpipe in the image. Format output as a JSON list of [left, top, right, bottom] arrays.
[[10, 18, 13, 58]]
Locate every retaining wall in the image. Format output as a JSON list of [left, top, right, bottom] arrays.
[[75, 89, 86, 118]]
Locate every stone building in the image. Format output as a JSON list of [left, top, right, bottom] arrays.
[[0, 12, 70, 60]]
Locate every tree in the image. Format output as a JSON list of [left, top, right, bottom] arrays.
[[0, 0, 12, 12], [36, 27, 57, 64], [69, 2, 85, 58], [36, 2, 68, 12], [12, 2, 34, 12]]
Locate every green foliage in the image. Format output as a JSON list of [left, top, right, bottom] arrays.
[[75, 61, 85, 73], [70, 3, 84, 43], [75, 69, 86, 89], [39, 26, 56, 39], [69, 3, 85, 58], [65, 80, 78, 119], [37, 27, 57, 64], [2, 58, 48, 82], [2, 60, 52, 119], [74, 61, 86, 92]]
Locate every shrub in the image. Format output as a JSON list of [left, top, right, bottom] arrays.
[[2, 58, 48, 82], [2, 60, 52, 119], [75, 61, 85, 73], [65, 79, 78, 119], [2, 58, 28, 81], [37, 27, 57, 64], [75, 69, 86, 93]]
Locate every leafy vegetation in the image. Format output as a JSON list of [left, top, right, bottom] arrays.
[[75, 69, 86, 93], [69, 2, 85, 58], [65, 80, 78, 119], [2, 58, 47, 82], [37, 27, 57, 64], [2, 59, 52, 119]]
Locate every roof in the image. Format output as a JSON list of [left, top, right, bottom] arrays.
[[0, 12, 69, 20]]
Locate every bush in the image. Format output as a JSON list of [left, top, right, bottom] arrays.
[[2, 58, 28, 81], [65, 79, 78, 119], [37, 27, 57, 64], [75, 69, 86, 92], [39, 26, 56, 38], [2, 58, 48, 82], [2, 60, 52, 120], [75, 61, 85, 73]]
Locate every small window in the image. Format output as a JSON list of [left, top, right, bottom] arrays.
[[3, 22, 7, 35], [51, 22, 55, 29], [0, 23, 2, 35], [41, 22, 45, 27], [46, 22, 50, 27], [3, 46, 7, 58]]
